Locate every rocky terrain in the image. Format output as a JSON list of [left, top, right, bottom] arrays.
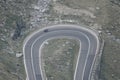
[[0, 0, 120, 80]]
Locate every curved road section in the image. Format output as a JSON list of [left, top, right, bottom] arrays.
[[23, 24, 99, 80]]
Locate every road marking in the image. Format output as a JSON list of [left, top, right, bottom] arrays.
[[23, 40, 30, 80], [31, 38, 39, 80], [39, 36, 80, 80], [32, 30, 90, 80], [74, 39, 81, 80], [81, 34, 90, 80], [88, 35, 99, 80], [31, 30, 88, 80], [23, 24, 99, 80], [73, 32, 90, 80]]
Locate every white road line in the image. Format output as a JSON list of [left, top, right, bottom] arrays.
[[31, 30, 87, 80], [31, 34, 51, 80], [71, 24, 100, 80], [23, 24, 99, 80], [39, 33, 89, 80], [81, 34, 91, 80], [39, 40, 47, 80], [23, 40, 30, 80], [73, 32, 90, 80], [88, 36, 100, 80], [74, 39, 81, 80], [39, 36, 80, 80], [31, 39, 38, 80]]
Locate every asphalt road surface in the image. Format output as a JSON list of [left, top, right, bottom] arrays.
[[23, 24, 99, 80]]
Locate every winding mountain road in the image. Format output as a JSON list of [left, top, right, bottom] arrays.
[[23, 24, 99, 80]]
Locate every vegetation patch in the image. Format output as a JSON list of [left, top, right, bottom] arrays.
[[41, 38, 80, 80]]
